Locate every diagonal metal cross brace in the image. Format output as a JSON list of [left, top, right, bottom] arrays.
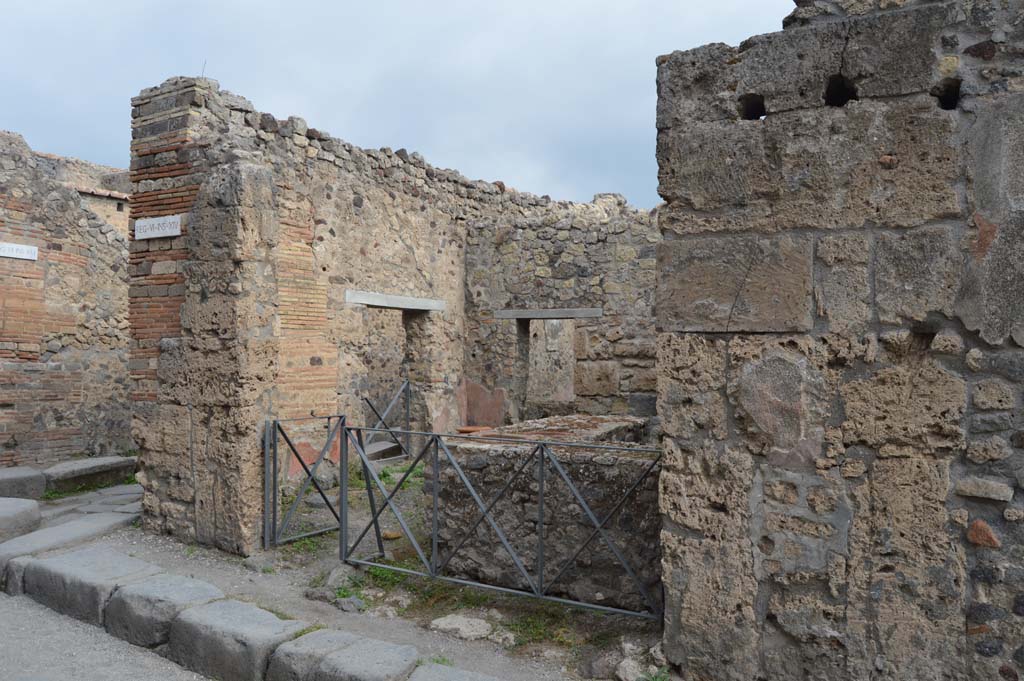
[[437, 438, 539, 595], [345, 428, 432, 573], [541, 445, 661, 615], [346, 432, 435, 560], [436, 444, 542, 575], [366, 380, 408, 438], [275, 418, 343, 543], [363, 398, 412, 459]]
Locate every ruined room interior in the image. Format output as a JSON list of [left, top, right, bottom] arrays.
[[1, 0, 1024, 679]]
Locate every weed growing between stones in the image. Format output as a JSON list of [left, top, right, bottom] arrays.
[[40, 474, 137, 501]]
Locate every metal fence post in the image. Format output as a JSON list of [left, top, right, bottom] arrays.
[[263, 420, 272, 550], [431, 435, 439, 576], [271, 421, 279, 546], [340, 419, 348, 562], [537, 444, 545, 594]]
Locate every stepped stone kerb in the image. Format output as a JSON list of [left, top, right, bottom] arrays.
[[104, 572, 225, 648], [43, 456, 137, 494], [168, 599, 308, 681], [22, 546, 163, 625], [0, 513, 137, 571]]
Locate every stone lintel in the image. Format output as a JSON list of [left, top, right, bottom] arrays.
[[344, 289, 446, 311], [493, 307, 603, 320]]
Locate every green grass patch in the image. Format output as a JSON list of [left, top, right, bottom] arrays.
[[293, 624, 325, 638], [41, 474, 138, 501], [379, 463, 424, 491], [427, 655, 453, 666]]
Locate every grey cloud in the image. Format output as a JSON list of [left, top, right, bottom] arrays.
[[0, 0, 792, 207]]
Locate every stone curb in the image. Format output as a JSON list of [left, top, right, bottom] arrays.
[[6, 544, 505, 681], [0, 497, 41, 542], [0, 468, 46, 500]]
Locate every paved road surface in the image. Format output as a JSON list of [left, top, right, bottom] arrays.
[[0, 593, 208, 681]]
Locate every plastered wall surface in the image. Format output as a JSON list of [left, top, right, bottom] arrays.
[[0, 132, 132, 467], [655, 1, 1024, 678]]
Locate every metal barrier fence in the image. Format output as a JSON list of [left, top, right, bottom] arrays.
[[339, 425, 663, 619], [264, 381, 412, 548]]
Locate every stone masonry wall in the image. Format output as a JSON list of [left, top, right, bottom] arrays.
[[129, 77, 654, 554], [464, 198, 658, 426], [655, 2, 1024, 679], [0, 132, 131, 468]]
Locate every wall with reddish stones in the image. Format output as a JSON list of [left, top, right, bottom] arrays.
[[0, 132, 131, 468], [655, 1, 1024, 678]]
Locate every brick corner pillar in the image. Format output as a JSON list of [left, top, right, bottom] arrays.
[[129, 77, 279, 555]]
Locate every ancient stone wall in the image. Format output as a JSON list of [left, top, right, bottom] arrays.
[[0, 132, 131, 468], [33, 151, 131, 237], [655, 1, 1024, 678], [464, 198, 658, 425], [129, 77, 655, 554]]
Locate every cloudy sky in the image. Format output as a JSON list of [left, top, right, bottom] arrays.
[[0, 1, 792, 208]]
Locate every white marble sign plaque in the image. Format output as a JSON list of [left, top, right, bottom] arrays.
[[135, 214, 182, 240], [0, 242, 38, 261]]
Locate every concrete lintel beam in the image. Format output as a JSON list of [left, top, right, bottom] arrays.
[[344, 289, 446, 311], [493, 308, 603, 320]]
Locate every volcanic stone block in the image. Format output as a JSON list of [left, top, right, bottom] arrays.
[[575, 360, 620, 396], [657, 99, 960, 234], [656, 235, 813, 333], [43, 456, 137, 494], [169, 599, 308, 681], [815, 233, 872, 335], [313, 638, 418, 681], [104, 573, 225, 647], [266, 629, 361, 681], [0, 467, 46, 500], [875, 226, 961, 323], [0, 498, 41, 542], [22, 546, 163, 625], [409, 664, 502, 681]]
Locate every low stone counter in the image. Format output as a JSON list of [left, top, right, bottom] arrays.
[[427, 415, 662, 613]]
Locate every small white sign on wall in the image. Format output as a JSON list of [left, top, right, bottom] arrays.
[[0, 242, 39, 261], [135, 214, 183, 240]]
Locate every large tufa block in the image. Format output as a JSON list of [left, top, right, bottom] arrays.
[[656, 3, 951, 127], [657, 97, 961, 234], [168, 599, 308, 681], [656, 235, 813, 333], [22, 546, 163, 625], [104, 572, 225, 647]]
